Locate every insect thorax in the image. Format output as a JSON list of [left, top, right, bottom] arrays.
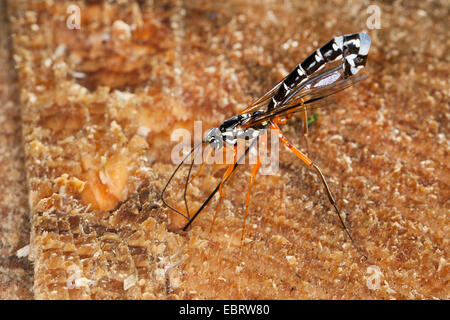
[[205, 113, 264, 150]]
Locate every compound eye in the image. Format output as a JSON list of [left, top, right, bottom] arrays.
[[210, 138, 222, 150], [206, 128, 223, 150]]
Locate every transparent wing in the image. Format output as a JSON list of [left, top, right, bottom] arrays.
[[290, 72, 367, 105], [239, 78, 284, 114], [240, 61, 363, 118], [242, 72, 368, 128], [281, 64, 345, 106]]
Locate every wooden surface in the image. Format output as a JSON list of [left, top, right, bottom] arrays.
[[2, 0, 448, 299], [0, 0, 33, 300]]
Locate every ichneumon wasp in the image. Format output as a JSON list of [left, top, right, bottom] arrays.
[[162, 32, 371, 258]]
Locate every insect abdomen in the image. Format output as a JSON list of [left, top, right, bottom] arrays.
[[268, 32, 371, 110]]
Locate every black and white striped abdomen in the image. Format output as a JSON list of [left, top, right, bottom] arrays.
[[268, 32, 371, 110]]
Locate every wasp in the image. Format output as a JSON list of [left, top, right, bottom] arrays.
[[162, 32, 371, 258]]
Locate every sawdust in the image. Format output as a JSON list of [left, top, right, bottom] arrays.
[[6, 0, 449, 299]]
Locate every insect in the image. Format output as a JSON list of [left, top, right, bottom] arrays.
[[162, 32, 371, 258]]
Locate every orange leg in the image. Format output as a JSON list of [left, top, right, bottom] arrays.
[[270, 123, 313, 166], [272, 107, 296, 125], [273, 100, 310, 155], [209, 145, 238, 233], [273, 117, 288, 125], [209, 163, 235, 233], [269, 123, 367, 258], [240, 154, 261, 246]]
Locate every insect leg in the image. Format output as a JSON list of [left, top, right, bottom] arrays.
[[269, 123, 368, 258], [210, 162, 236, 233], [271, 106, 296, 126], [240, 139, 262, 246], [300, 99, 311, 156], [189, 146, 213, 184], [161, 143, 203, 220], [183, 139, 258, 231], [208, 144, 238, 232], [183, 145, 199, 219]]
